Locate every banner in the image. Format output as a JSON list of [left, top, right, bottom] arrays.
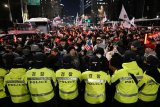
[[27, 0, 40, 5]]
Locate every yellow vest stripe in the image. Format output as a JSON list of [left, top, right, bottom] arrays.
[[31, 89, 53, 97], [136, 76, 143, 79], [59, 88, 77, 94], [119, 76, 143, 81], [27, 77, 52, 80], [86, 93, 105, 97], [116, 90, 137, 97], [57, 77, 78, 81], [84, 79, 106, 83], [139, 91, 157, 96], [6, 80, 25, 83], [10, 93, 29, 97]]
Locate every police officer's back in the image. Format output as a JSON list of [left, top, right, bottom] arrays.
[[111, 50, 143, 107], [137, 55, 160, 107], [56, 55, 81, 107], [4, 57, 30, 107], [81, 56, 110, 107], [25, 52, 57, 107], [0, 56, 9, 107]]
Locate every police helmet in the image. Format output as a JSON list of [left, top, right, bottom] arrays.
[[94, 47, 104, 55], [63, 55, 72, 64], [13, 57, 24, 67], [123, 50, 137, 62], [146, 55, 159, 66], [33, 52, 46, 63], [89, 56, 101, 71]]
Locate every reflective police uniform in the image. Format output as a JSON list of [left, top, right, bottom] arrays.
[[138, 72, 159, 105], [82, 70, 110, 105], [26, 67, 56, 103], [0, 68, 8, 107], [4, 68, 30, 104], [111, 61, 143, 106], [56, 68, 81, 100]]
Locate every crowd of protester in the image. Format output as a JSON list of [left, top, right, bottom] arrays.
[[0, 25, 160, 107]]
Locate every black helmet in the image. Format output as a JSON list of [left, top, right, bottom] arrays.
[[33, 52, 46, 63], [62, 55, 73, 68], [146, 55, 159, 66], [33, 52, 46, 68], [94, 47, 104, 55], [13, 57, 24, 67], [123, 50, 137, 62], [89, 56, 101, 71]]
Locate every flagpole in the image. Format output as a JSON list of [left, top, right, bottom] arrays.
[[8, 0, 12, 22], [20, 0, 24, 23], [142, 0, 145, 18]]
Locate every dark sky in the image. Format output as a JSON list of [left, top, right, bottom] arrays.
[[61, 0, 80, 16]]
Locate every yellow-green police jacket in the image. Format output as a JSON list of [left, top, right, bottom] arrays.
[[82, 71, 110, 104], [111, 61, 143, 104], [0, 68, 8, 99], [56, 68, 81, 100], [138, 71, 160, 102], [25, 67, 56, 103], [4, 68, 30, 103]]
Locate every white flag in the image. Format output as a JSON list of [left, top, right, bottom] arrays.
[[130, 17, 136, 27], [75, 13, 79, 26], [119, 5, 129, 22], [102, 12, 107, 23]]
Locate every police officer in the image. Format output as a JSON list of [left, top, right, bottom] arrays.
[[138, 55, 160, 107], [56, 55, 81, 107], [111, 50, 143, 107], [81, 56, 111, 107], [25, 52, 57, 107], [0, 57, 10, 107], [4, 57, 30, 107]]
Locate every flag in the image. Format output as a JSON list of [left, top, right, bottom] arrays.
[[84, 39, 93, 51], [130, 17, 136, 27], [75, 13, 79, 26], [78, 19, 83, 25], [119, 5, 129, 22], [102, 12, 107, 23]]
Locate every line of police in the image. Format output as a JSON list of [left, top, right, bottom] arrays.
[[0, 47, 160, 107]]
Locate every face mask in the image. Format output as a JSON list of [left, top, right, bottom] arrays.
[[96, 54, 102, 58]]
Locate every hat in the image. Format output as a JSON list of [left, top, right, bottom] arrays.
[[131, 40, 141, 49], [145, 44, 156, 50]]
